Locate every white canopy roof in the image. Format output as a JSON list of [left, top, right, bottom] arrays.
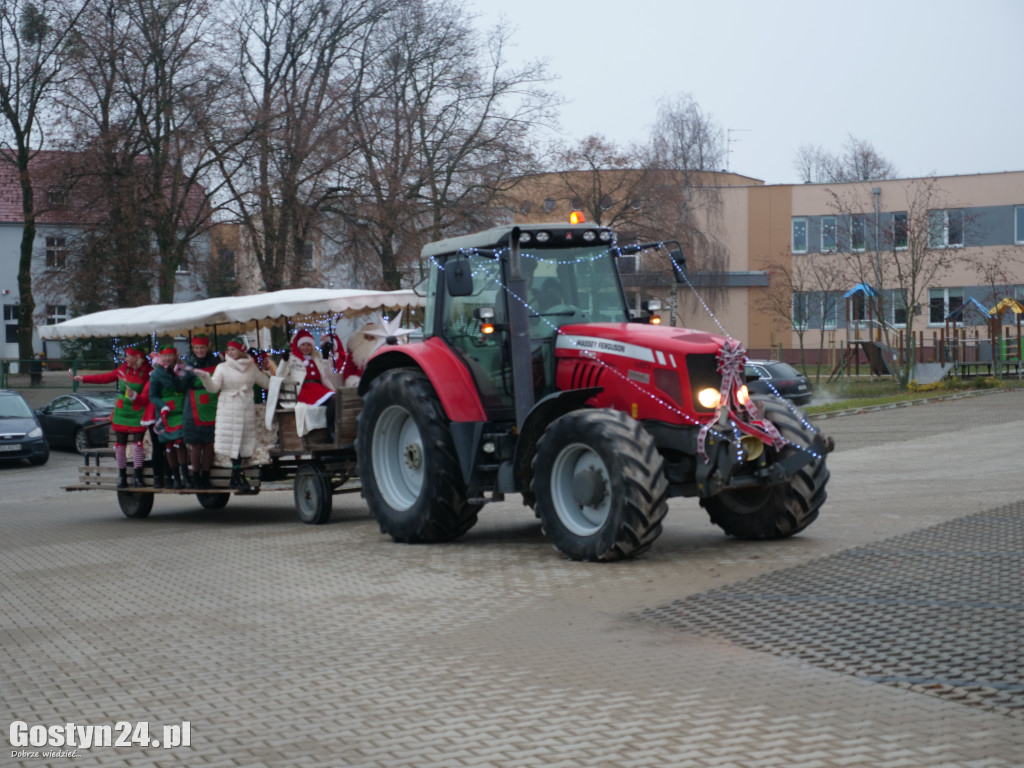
[[38, 288, 424, 341]]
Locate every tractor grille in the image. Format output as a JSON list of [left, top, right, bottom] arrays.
[[568, 361, 606, 390]]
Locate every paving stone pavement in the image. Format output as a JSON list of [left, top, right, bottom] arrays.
[[2, 390, 1023, 767]]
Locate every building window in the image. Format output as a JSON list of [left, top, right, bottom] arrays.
[[1016, 206, 1024, 245], [175, 254, 189, 274], [792, 218, 808, 253], [928, 209, 964, 248], [851, 215, 867, 252], [3, 304, 18, 344], [47, 188, 68, 208], [893, 212, 908, 250], [45, 236, 67, 269], [45, 305, 68, 325], [218, 249, 236, 279], [887, 289, 908, 326], [819, 291, 838, 329], [301, 242, 314, 268], [821, 217, 836, 253], [929, 287, 963, 324], [792, 292, 809, 329]]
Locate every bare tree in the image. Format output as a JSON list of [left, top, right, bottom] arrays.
[[649, 92, 725, 173], [0, 0, 89, 357], [755, 252, 845, 381], [336, 1, 556, 288], [828, 177, 966, 386], [218, 0, 388, 292], [543, 135, 655, 230], [794, 134, 898, 183], [118, 0, 227, 302]]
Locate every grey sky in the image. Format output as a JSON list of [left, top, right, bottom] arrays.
[[466, 0, 1024, 185]]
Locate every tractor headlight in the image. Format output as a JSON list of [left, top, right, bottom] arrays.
[[696, 388, 721, 409], [736, 385, 750, 406]]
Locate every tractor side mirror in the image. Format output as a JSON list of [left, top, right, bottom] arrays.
[[669, 248, 686, 283], [642, 299, 663, 313], [445, 256, 474, 297]]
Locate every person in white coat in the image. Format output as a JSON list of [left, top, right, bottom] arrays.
[[193, 339, 271, 489]]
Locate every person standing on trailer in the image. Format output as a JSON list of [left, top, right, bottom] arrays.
[[193, 339, 272, 490], [177, 335, 220, 489], [139, 351, 166, 487], [148, 347, 190, 489], [73, 347, 152, 488]]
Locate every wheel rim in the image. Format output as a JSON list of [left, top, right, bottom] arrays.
[[295, 469, 323, 519], [372, 404, 424, 512], [74, 429, 88, 453], [549, 442, 611, 536]]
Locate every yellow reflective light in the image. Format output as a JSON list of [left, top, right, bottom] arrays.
[[697, 388, 721, 409], [736, 385, 750, 405], [650, 316, 662, 324], [569, 210, 585, 224], [481, 323, 495, 335]]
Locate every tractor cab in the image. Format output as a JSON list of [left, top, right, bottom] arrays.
[[421, 223, 651, 420]]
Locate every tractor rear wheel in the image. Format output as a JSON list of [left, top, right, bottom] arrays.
[[358, 369, 479, 543], [532, 409, 668, 562], [701, 395, 829, 539]]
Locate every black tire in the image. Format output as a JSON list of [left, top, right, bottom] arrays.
[[74, 428, 89, 455], [294, 461, 332, 524], [532, 409, 668, 562], [197, 493, 230, 510], [701, 395, 829, 539], [29, 447, 49, 466], [358, 369, 479, 542], [117, 491, 154, 519]]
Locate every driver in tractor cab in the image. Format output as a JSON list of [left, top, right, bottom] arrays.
[[533, 278, 563, 313]]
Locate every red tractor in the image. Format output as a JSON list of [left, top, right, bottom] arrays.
[[356, 223, 833, 561]]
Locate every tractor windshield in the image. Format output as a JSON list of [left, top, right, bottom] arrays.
[[521, 245, 628, 324]]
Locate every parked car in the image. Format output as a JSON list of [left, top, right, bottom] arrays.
[[0, 389, 50, 465], [744, 360, 813, 406], [35, 391, 116, 454]]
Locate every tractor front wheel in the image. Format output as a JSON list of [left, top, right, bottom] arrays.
[[358, 369, 479, 543], [532, 409, 668, 561], [701, 395, 829, 539]]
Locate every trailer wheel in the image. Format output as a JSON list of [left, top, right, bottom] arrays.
[[294, 462, 332, 525], [118, 491, 153, 519], [532, 409, 668, 562], [701, 395, 829, 539], [197, 493, 230, 510], [358, 369, 479, 542]]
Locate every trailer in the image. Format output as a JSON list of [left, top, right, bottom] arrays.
[[39, 288, 423, 524]]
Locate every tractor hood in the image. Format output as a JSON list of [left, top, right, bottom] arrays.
[[554, 322, 728, 362], [552, 322, 733, 426]]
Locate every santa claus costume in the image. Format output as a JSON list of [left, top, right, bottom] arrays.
[[339, 323, 381, 387], [320, 331, 347, 374], [282, 329, 335, 406]]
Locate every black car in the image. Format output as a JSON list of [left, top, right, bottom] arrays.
[[35, 391, 117, 454], [0, 389, 50, 465], [744, 360, 813, 406]]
